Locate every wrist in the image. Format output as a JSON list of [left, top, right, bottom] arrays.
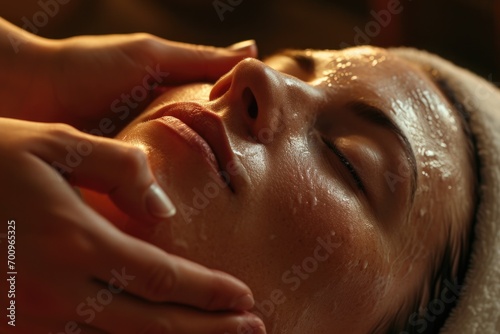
[[0, 18, 56, 118]]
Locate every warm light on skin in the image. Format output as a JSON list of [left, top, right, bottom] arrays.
[[84, 46, 474, 333]]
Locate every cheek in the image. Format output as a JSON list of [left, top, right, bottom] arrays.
[[258, 152, 392, 331]]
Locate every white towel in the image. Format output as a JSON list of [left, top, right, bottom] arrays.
[[391, 48, 500, 333]]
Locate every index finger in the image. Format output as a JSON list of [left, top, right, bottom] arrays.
[[151, 39, 258, 83], [91, 221, 255, 312]]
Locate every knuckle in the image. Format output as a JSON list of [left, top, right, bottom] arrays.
[[190, 46, 212, 80], [195, 43, 217, 55], [116, 145, 149, 178], [119, 33, 159, 67], [40, 123, 85, 151], [46, 123, 79, 140], [204, 290, 220, 311], [194, 44, 215, 62], [131, 33, 159, 53], [133, 32, 154, 42], [143, 263, 178, 302], [204, 272, 222, 310]]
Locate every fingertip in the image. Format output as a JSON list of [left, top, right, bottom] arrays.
[[153, 39, 258, 83], [226, 39, 258, 57]]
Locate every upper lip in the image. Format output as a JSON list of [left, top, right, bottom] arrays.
[[148, 102, 238, 191]]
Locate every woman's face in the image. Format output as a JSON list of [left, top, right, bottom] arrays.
[[105, 46, 473, 333]]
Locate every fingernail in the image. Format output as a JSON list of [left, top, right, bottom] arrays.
[[242, 315, 266, 334], [145, 183, 176, 219], [227, 39, 256, 52], [231, 293, 255, 310]]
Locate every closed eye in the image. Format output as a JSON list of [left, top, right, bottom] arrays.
[[322, 137, 365, 192]]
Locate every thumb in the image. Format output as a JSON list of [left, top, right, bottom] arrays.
[[152, 39, 258, 83]]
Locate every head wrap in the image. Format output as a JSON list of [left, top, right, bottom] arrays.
[[391, 48, 500, 333]]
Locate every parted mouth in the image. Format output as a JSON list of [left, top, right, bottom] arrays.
[[148, 101, 241, 192]]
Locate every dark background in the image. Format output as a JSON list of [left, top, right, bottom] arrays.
[[3, 0, 499, 84]]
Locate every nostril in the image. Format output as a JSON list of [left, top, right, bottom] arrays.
[[242, 87, 258, 119], [248, 96, 258, 119]]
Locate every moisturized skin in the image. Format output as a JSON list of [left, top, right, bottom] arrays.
[[87, 46, 474, 333]]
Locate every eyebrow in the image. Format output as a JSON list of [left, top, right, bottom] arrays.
[[348, 101, 418, 206], [278, 50, 317, 74]]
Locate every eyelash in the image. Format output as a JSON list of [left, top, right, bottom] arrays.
[[321, 137, 365, 192]]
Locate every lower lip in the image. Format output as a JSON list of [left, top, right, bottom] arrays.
[[154, 116, 220, 174]]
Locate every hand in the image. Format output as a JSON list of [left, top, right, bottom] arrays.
[[0, 118, 265, 333], [0, 18, 257, 130]]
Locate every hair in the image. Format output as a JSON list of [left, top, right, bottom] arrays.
[[377, 73, 480, 334]]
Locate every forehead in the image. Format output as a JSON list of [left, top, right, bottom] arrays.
[[266, 47, 435, 109], [304, 47, 424, 93], [308, 46, 394, 69], [277, 47, 459, 136]]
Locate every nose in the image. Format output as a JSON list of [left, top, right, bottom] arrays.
[[210, 58, 290, 144]]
